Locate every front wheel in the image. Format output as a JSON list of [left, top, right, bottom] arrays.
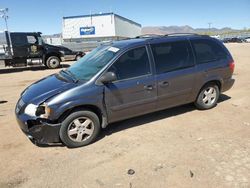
[[195, 84, 220, 110], [46, 56, 61, 69], [59, 110, 101, 148]]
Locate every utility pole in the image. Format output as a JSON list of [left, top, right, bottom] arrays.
[[0, 8, 12, 56], [0, 8, 9, 31], [208, 22, 212, 34]]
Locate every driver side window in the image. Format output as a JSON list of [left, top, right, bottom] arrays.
[[108, 46, 151, 81], [27, 35, 38, 44]]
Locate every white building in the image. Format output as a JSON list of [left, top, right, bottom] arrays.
[[62, 12, 141, 42], [45, 37, 62, 45]]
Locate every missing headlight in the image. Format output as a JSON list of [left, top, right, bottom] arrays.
[[36, 103, 51, 118], [36, 105, 45, 116]]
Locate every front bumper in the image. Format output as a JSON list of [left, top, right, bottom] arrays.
[[16, 113, 61, 146], [221, 78, 235, 92]]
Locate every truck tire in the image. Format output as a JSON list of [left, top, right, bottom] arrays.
[[46, 56, 60, 69]]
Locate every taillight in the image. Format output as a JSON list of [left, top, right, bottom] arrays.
[[229, 60, 235, 74]]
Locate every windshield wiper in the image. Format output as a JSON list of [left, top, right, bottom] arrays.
[[60, 70, 79, 83]]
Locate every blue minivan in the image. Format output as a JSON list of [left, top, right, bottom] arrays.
[[15, 34, 235, 148]]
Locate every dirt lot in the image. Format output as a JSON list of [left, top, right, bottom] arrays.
[[0, 43, 250, 188]]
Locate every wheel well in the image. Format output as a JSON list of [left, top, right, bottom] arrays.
[[203, 80, 221, 91], [58, 105, 103, 126], [196, 80, 221, 100], [45, 53, 61, 62]]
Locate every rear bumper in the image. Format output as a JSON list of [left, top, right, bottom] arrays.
[[221, 78, 235, 92], [16, 114, 61, 146]]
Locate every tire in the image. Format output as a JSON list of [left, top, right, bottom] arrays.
[[59, 110, 101, 148], [46, 56, 61, 69], [75, 55, 82, 61], [195, 83, 220, 110]]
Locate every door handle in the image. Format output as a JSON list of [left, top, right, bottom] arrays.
[[159, 81, 169, 87], [144, 85, 153, 91]]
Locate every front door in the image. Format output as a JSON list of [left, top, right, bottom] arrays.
[[150, 39, 196, 110], [26, 34, 43, 58], [104, 46, 157, 123]]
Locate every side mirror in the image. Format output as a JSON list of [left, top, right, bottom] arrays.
[[99, 72, 117, 84]]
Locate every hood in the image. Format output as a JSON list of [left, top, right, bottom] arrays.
[[44, 44, 83, 54], [21, 74, 77, 105], [44, 43, 64, 50]]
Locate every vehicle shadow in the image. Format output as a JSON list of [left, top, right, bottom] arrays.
[[0, 64, 70, 74], [99, 94, 231, 139]]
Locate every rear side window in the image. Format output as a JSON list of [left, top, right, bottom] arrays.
[[191, 39, 227, 64], [109, 46, 151, 80], [151, 40, 194, 74]]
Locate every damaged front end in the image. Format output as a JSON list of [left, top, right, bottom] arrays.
[[15, 98, 61, 146]]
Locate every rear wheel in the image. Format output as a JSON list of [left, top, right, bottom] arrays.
[[46, 56, 60, 69], [195, 83, 220, 110], [75, 55, 82, 61], [59, 110, 101, 148]]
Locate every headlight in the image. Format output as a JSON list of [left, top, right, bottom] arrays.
[[36, 103, 52, 118], [24, 104, 38, 117], [24, 103, 52, 118]]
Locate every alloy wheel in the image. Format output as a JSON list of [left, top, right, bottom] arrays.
[[67, 117, 94, 142], [202, 87, 217, 105]]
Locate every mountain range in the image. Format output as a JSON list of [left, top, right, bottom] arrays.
[[43, 25, 245, 39], [142, 25, 241, 35]]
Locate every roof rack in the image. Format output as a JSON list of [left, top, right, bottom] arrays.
[[132, 33, 209, 40], [164, 33, 200, 36], [135, 34, 163, 38]]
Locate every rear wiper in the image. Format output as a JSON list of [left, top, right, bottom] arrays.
[[60, 70, 79, 83]]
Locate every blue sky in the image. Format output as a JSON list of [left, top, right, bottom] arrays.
[[0, 0, 250, 34]]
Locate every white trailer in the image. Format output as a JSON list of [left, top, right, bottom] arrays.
[[62, 12, 141, 42]]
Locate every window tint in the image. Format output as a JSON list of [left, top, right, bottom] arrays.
[[191, 39, 227, 64], [151, 40, 193, 74], [109, 47, 151, 80]]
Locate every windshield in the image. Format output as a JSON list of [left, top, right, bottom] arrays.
[[38, 36, 45, 45], [67, 45, 119, 81]]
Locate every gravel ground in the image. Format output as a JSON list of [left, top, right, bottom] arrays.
[[0, 44, 249, 188]]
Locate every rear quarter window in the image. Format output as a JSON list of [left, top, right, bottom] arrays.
[[191, 39, 227, 64]]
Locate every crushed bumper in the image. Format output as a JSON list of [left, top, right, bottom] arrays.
[[16, 115, 61, 146]]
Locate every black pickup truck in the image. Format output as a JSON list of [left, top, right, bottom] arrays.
[[0, 31, 85, 69]]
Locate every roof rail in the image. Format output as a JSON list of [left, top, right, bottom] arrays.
[[164, 33, 200, 36], [135, 34, 163, 38]]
